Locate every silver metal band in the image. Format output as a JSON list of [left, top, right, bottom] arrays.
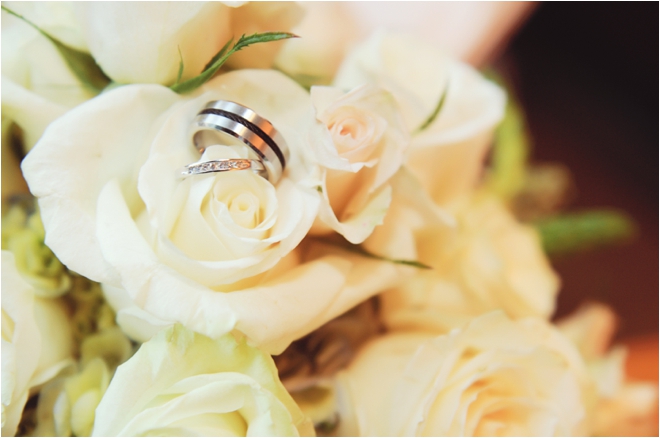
[[190, 100, 289, 184], [181, 158, 266, 178]]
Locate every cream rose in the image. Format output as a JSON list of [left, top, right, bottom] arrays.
[[1, 6, 94, 150], [225, 2, 304, 70], [557, 304, 659, 436], [365, 191, 559, 333], [275, 3, 360, 86], [93, 324, 313, 436], [334, 32, 506, 207], [22, 69, 409, 354], [308, 84, 409, 243], [1, 2, 302, 152], [1, 251, 73, 436], [75, 2, 236, 85], [33, 326, 133, 437], [334, 312, 592, 436]]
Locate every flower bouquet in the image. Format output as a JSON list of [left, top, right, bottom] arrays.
[[1, 3, 656, 437]]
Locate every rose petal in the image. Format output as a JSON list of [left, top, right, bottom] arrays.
[[75, 2, 232, 85]]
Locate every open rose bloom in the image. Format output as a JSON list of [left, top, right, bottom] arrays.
[[2, 2, 656, 437]]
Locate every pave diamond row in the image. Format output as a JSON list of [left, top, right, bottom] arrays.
[[183, 159, 253, 175]]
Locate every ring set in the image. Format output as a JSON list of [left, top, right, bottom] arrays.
[[182, 100, 289, 184]]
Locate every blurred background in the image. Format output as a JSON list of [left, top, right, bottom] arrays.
[[502, 2, 658, 341], [286, 1, 659, 381], [315, 1, 659, 342]]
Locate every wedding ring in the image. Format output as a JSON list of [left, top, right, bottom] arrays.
[[181, 158, 266, 178], [190, 100, 289, 184]]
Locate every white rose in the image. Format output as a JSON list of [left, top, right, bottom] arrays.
[[308, 84, 409, 243], [275, 3, 360, 85], [225, 2, 304, 70], [334, 312, 592, 436], [1, 251, 73, 436], [22, 69, 409, 354], [33, 326, 133, 437], [101, 236, 412, 355], [1, 2, 86, 50], [557, 304, 659, 436], [1, 2, 302, 151], [1, 6, 94, 150], [34, 358, 111, 437], [75, 2, 236, 85], [366, 191, 559, 333], [93, 324, 313, 436], [334, 32, 506, 207]]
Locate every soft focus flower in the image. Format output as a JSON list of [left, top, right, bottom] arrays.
[[367, 192, 559, 333], [557, 303, 659, 436], [92, 324, 313, 436], [275, 3, 533, 85], [1, 251, 73, 437], [22, 69, 408, 353], [334, 312, 591, 436], [336, 3, 534, 67], [225, 2, 304, 70], [275, 3, 359, 86], [79, 326, 133, 370], [1, 4, 94, 150], [1, 2, 303, 152], [34, 358, 110, 437], [33, 327, 132, 437], [308, 84, 409, 243], [334, 32, 506, 207], [2, 204, 71, 297], [75, 2, 235, 85], [5, 2, 303, 86]]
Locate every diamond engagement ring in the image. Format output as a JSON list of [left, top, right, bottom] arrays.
[[181, 158, 266, 178], [189, 100, 289, 184]]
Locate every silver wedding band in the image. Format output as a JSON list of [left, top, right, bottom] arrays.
[[188, 100, 289, 184], [181, 158, 266, 178]]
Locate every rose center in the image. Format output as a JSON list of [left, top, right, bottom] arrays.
[[331, 118, 371, 156], [226, 192, 261, 229], [324, 106, 384, 164], [337, 118, 363, 139]]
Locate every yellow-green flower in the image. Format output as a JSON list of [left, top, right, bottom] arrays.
[[2, 203, 70, 297], [93, 325, 314, 436]]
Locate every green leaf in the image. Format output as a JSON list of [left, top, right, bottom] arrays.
[[171, 32, 298, 94], [414, 82, 449, 133], [174, 46, 184, 86], [2, 5, 110, 93], [536, 210, 637, 256], [313, 236, 432, 270], [203, 38, 233, 71], [487, 92, 530, 200]]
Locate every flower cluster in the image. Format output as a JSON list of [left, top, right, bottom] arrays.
[[2, 3, 656, 437]]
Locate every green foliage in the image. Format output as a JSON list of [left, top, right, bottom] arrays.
[[170, 32, 298, 94], [174, 46, 184, 86], [487, 93, 530, 200], [2, 5, 110, 92], [2, 202, 71, 296], [536, 210, 637, 256], [415, 83, 449, 133]]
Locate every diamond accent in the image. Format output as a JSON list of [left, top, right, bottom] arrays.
[[185, 159, 253, 175]]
